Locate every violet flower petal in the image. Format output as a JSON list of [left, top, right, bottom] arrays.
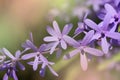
[[3, 73, 8, 80], [21, 52, 37, 60], [44, 42, 55, 51], [26, 40, 38, 51], [84, 19, 100, 31], [60, 40, 67, 49], [40, 54, 48, 62], [12, 70, 18, 80], [38, 44, 47, 52], [101, 37, 109, 54], [28, 61, 42, 65], [44, 36, 58, 42], [80, 53, 88, 71], [21, 46, 30, 53], [53, 21, 61, 36], [2, 48, 15, 59], [105, 4, 117, 16], [33, 56, 39, 71], [40, 68, 46, 77], [27, 61, 34, 65], [63, 35, 79, 47], [41, 63, 46, 69], [46, 26, 57, 36], [50, 42, 59, 54], [17, 62, 25, 71], [48, 65, 58, 76], [102, 13, 112, 30], [15, 50, 21, 59], [48, 62, 55, 65], [81, 30, 94, 45], [92, 33, 101, 40], [83, 47, 104, 56], [106, 32, 120, 40], [62, 24, 73, 35]]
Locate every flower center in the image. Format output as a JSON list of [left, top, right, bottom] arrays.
[[81, 49, 85, 55], [114, 15, 119, 22], [101, 33, 105, 38]]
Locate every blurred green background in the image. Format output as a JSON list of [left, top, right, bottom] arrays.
[[0, 0, 120, 80]]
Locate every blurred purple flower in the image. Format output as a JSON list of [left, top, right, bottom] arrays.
[[64, 30, 103, 71], [22, 33, 58, 77], [2, 48, 25, 71], [44, 21, 76, 54], [85, 18, 120, 54], [0, 48, 25, 80], [21, 43, 52, 71]]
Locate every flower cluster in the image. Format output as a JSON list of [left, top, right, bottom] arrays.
[[0, 0, 120, 80]]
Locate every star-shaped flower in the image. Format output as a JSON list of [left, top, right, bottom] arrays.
[[85, 18, 120, 54], [44, 21, 76, 54], [0, 48, 25, 80], [21, 33, 58, 77], [64, 30, 103, 71]]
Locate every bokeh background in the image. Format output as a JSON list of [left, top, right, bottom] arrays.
[[0, 0, 120, 80]]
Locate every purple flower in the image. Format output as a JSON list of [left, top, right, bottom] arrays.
[[22, 46, 58, 76], [64, 30, 103, 71], [0, 48, 25, 80], [84, 18, 120, 54], [21, 44, 48, 69], [2, 48, 25, 70], [21, 42, 49, 60], [22, 33, 58, 76], [44, 21, 76, 54]]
